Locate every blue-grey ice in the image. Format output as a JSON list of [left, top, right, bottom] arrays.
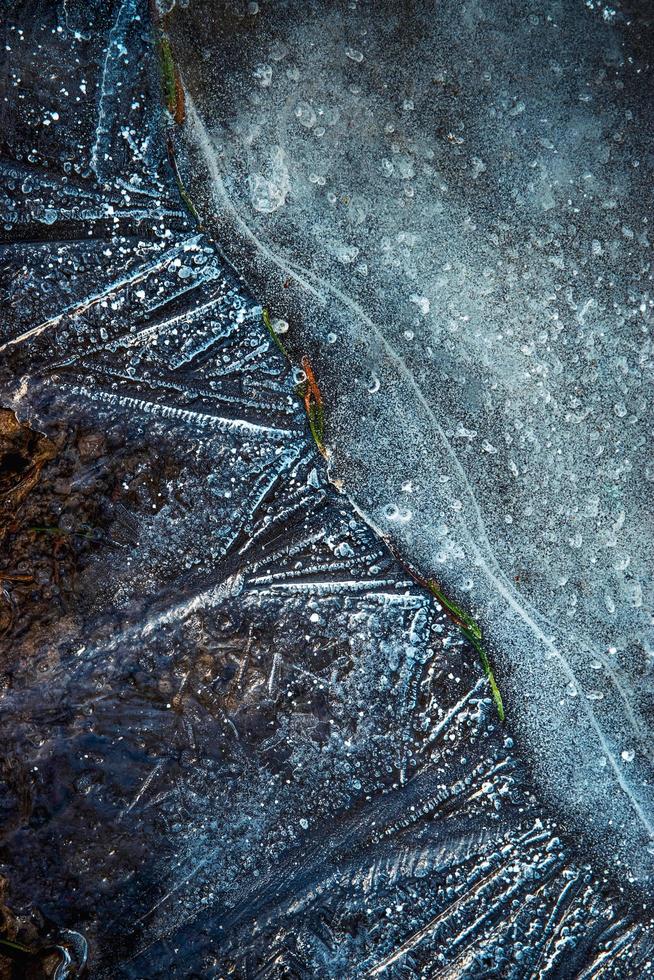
[[1, 0, 654, 974], [170, 0, 654, 882]]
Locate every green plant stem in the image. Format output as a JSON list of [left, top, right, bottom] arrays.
[[427, 580, 505, 721], [262, 308, 289, 359]]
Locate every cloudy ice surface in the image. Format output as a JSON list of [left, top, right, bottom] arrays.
[[170, 0, 654, 881]]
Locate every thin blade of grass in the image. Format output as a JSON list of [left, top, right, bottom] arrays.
[[262, 308, 290, 360], [427, 579, 505, 721], [299, 355, 326, 456]]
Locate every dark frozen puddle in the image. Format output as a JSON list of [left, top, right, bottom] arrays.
[[169, 0, 654, 885], [0, 1, 652, 977]]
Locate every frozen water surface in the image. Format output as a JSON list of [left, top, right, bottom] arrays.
[[0, 0, 652, 976], [169, 0, 654, 884]]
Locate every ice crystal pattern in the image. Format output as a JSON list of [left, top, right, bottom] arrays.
[[0, 1, 652, 977]]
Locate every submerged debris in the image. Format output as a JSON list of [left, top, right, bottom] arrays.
[[0, 412, 177, 646], [0, 878, 87, 979], [0, 410, 56, 541]]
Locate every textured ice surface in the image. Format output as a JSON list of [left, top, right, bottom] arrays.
[[0, 0, 653, 977], [169, 0, 654, 883]]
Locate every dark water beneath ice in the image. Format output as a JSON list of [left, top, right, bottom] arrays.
[[0, 0, 652, 976]]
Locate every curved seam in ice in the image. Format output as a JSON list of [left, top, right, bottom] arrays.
[[185, 94, 654, 841]]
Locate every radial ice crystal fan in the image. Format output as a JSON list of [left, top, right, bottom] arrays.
[[0, 1, 652, 977]]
